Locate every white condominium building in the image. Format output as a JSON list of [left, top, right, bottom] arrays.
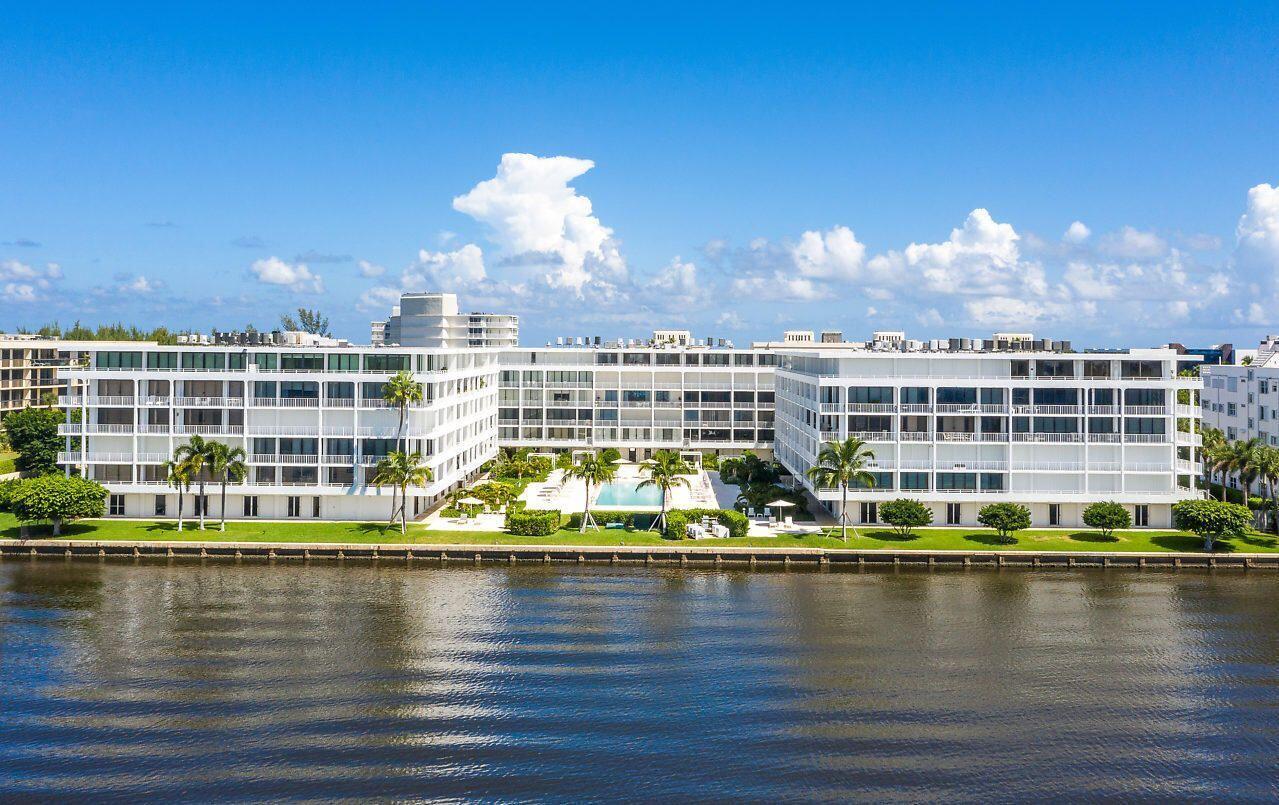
[[775, 347, 1201, 529], [497, 345, 776, 462], [1200, 335, 1279, 493], [58, 343, 500, 520], [371, 292, 518, 349]]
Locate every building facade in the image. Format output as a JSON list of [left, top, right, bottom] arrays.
[[0, 336, 93, 415], [775, 347, 1201, 528], [54, 327, 1202, 527], [58, 343, 500, 520], [1199, 336, 1279, 494], [371, 292, 518, 349]]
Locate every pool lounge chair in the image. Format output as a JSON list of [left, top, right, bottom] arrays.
[[747, 507, 757, 519], [762, 507, 772, 521]]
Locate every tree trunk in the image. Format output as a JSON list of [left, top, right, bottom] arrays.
[[580, 481, 591, 533], [398, 405, 406, 455], [220, 479, 228, 532], [197, 481, 206, 529], [400, 483, 408, 534], [653, 488, 666, 532], [387, 484, 398, 530], [52, 517, 61, 536], [841, 483, 848, 542], [177, 494, 184, 532]]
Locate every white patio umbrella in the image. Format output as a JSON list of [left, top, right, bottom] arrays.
[[458, 496, 485, 506], [767, 499, 796, 524]]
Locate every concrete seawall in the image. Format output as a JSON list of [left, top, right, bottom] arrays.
[[2, 539, 1278, 570]]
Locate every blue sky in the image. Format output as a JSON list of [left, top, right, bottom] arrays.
[[2, 2, 1277, 347]]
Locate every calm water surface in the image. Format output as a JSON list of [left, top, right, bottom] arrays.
[[1, 561, 1277, 801]]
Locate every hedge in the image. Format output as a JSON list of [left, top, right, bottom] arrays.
[[665, 508, 750, 540], [563, 510, 658, 530], [505, 509, 561, 536]]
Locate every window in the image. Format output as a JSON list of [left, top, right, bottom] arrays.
[[328, 353, 359, 372], [181, 352, 227, 370], [147, 352, 178, 369], [363, 353, 410, 372], [254, 353, 278, 370], [287, 496, 301, 517], [849, 386, 893, 404], [733, 354, 754, 366], [936, 473, 977, 490], [227, 352, 247, 370], [1049, 503, 1061, 526], [313, 497, 321, 518], [281, 353, 323, 372], [594, 353, 618, 365], [154, 495, 166, 516], [980, 473, 1005, 491], [193, 494, 209, 516], [946, 503, 961, 525], [1134, 505, 1149, 527], [900, 387, 930, 405], [243, 496, 259, 517], [96, 351, 143, 369], [860, 502, 878, 524], [900, 472, 929, 491], [109, 494, 125, 516]]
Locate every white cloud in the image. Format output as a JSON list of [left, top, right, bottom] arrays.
[[1100, 226, 1167, 259], [250, 257, 324, 293], [916, 308, 944, 327], [649, 256, 701, 306], [407, 244, 487, 287], [1236, 183, 1279, 270], [731, 273, 825, 302], [791, 225, 866, 280], [1064, 221, 1091, 243], [716, 311, 743, 329], [1, 259, 62, 302], [868, 209, 1023, 296], [452, 153, 627, 294], [866, 306, 878, 318], [358, 259, 386, 278], [965, 296, 1091, 326], [126, 275, 156, 293]]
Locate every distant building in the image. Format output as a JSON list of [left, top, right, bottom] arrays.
[[1165, 341, 1235, 373], [371, 292, 518, 349], [0, 335, 94, 414], [652, 329, 692, 347]]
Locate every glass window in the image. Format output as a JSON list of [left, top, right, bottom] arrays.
[[253, 353, 278, 370], [363, 353, 410, 372], [936, 472, 977, 490], [227, 352, 246, 370], [96, 351, 143, 369], [899, 472, 929, 490], [146, 352, 177, 369], [328, 353, 359, 372], [280, 353, 323, 371], [181, 352, 226, 370]]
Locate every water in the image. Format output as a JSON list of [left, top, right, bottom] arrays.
[[594, 480, 664, 507], [2, 562, 1278, 801]]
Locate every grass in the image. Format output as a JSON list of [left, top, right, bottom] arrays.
[[0, 451, 15, 475], [2, 512, 1277, 553]]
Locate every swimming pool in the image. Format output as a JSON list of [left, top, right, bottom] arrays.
[[594, 481, 665, 507]]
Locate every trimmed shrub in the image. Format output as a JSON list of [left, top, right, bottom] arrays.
[[977, 502, 1031, 543], [1082, 501, 1131, 536], [879, 498, 933, 537], [1172, 499, 1252, 552], [664, 508, 750, 540], [0, 477, 21, 511], [563, 510, 657, 530], [505, 509, 561, 536]]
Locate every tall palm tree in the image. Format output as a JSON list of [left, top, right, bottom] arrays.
[[1225, 437, 1264, 501], [805, 436, 877, 542], [637, 450, 693, 531], [372, 451, 433, 533], [382, 371, 424, 454], [1200, 426, 1226, 496], [174, 435, 212, 530], [1254, 444, 1279, 532], [164, 459, 192, 532], [565, 452, 618, 532], [206, 441, 248, 532]]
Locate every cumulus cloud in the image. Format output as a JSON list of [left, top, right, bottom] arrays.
[[452, 153, 627, 294], [124, 275, 157, 293], [868, 209, 1023, 296], [1, 259, 62, 302], [358, 259, 386, 278], [791, 226, 866, 280], [407, 244, 487, 288], [250, 257, 324, 293], [1063, 221, 1091, 243], [649, 256, 702, 306], [1100, 226, 1167, 259], [1237, 183, 1279, 270]]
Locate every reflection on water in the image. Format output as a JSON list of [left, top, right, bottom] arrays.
[[2, 561, 1277, 800]]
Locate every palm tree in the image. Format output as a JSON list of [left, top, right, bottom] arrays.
[[1200, 426, 1225, 496], [637, 450, 693, 531], [206, 441, 248, 532], [1254, 444, 1279, 532], [1225, 437, 1264, 502], [164, 459, 192, 532], [372, 451, 433, 533], [565, 452, 618, 532], [805, 436, 877, 541], [174, 435, 212, 530], [382, 370, 424, 454]]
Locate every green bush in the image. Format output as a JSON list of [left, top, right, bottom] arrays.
[[700, 453, 718, 470], [1204, 482, 1247, 505], [0, 477, 22, 511], [977, 502, 1032, 543], [2, 407, 65, 475], [879, 498, 933, 537], [505, 509, 561, 536], [1082, 501, 1132, 536], [1172, 499, 1252, 552], [563, 510, 657, 530], [7, 474, 107, 535], [664, 508, 750, 540]]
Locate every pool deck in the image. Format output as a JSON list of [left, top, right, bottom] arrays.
[[522, 466, 721, 512]]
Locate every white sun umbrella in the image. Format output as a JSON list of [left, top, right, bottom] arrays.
[[458, 496, 485, 507], [767, 499, 796, 508]]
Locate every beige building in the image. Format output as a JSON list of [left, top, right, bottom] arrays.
[[0, 336, 93, 415]]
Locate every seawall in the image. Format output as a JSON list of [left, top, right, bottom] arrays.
[[2, 539, 1277, 570]]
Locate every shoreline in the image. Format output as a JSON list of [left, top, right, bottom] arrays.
[[4, 538, 1277, 571]]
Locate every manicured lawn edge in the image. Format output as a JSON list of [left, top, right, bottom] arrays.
[[2, 514, 1277, 553]]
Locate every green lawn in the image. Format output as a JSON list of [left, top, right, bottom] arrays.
[[0, 451, 16, 475], [1, 512, 1276, 553]]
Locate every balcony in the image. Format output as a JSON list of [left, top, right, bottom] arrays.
[[848, 403, 896, 413], [1033, 405, 1080, 415], [1011, 432, 1083, 443], [1123, 406, 1167, 416], [251, 397, 321, 408], [848, 430, 893, 442], [176, 424, 244, 435]]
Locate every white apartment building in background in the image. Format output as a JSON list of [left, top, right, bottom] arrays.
[[776, 346, 1201, 529], [58, 343, 499, 520], [371, 292, 518, 349], [1201, 334, 1279, 494], [50, 293, 1203, 526]]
